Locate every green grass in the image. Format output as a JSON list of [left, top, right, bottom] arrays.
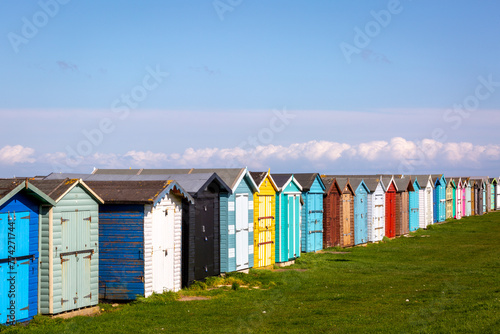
[[2, 212, 500, 333]]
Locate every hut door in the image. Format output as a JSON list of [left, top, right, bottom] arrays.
[[235, 194, 249, 271], [287, 195, 298, 259], [426, 188, 433, 226], [195, 198, 215, 280], [307, 194, 322, 252], [152, 205, 174, 293], [374, 194, 384, 241], [257, 196, 273, 267], [61, 211, 92, 310], [0, 260, 30, 324], [342, 194, 351, 246], [385, 192, 396, 238]]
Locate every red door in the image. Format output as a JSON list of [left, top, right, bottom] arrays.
[[385, 183, 396, 238]]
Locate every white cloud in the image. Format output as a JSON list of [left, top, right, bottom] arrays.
[[2, 138, 500, 176], [0, 145, 36, 164]]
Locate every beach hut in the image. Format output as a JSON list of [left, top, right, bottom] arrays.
[[471, 179, 476, 216], [393, 176, 413, 236], [271, 174, 303, 264], [293, 174, 326, 253], [414, 175, 434, 228], [408, 178, 421, 232], [349, 178, 369, 245], [471, 178, 484, 216], [482, 179, 488, 214], [250, 171, 278, 268], [363, 177, 386, 242], [489, 178, 497, 211], [333, 178, 356, 247], [384, 177, 397, 238], [30, 179, 103, 315], [494, 178, 500, 210], [83, 179, 195, 299], [432, 175, 447, 223], [0, 179, 55, 325], [321, 176, 342, 248], [464, 178, 472, 217], [445, 178, 456, 220], [455, 178, 463, 220]]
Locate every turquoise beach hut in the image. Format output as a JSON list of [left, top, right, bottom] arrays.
[[271, 174, 303, 264]]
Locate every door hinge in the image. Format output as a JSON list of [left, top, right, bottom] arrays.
[[84, 293, 92, 299], [84, 216, 91, 222]]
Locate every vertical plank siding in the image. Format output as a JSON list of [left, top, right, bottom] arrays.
[[0, 192, 42, 325]]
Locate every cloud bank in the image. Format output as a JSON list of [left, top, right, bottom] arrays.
[[1, 138, 499, 176]]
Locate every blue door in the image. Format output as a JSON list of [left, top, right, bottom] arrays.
[[0, 260, 29, 324], [0, 262, 7, 324], [354, 190, 368, 245], [409, 191, 419, 231]]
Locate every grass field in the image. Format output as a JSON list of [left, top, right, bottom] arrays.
[[2, 212, 499, 333]]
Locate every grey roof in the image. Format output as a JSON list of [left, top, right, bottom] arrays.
[[0, 179, 56, 207], [292, 173, 321, 191], [85, 173, 230, 195], [393, 177, 414, 192], [93, 168, 143, 175], [99, 168, 249, 191], [44, 172, 93, 180], [320, 175, 337, 192], [271, 174, 293, 189], [250, 171, 267, 187], [334, 177, 349, 191], [359, 176, 384, 192]]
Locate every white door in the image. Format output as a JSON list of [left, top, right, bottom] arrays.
[[152, 205, 175, 293], [426, 187, 433, 226], [236, 194, 249, 270], [374, 194, 384, 241]]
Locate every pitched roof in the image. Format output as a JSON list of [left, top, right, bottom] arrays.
[[320, 175, 341, 194], [271, 174, 293, 189], [84, 180, 194, 205], [250, 171, 268, 187], [292, 173, 323, 192], [30, 178, 104, 204], [0, 179, 56, 207]]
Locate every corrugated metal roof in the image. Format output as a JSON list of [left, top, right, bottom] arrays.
[[92, 168, 143, 175], [93, 168, 247, 191], [85, 173, 230, 196], [44, 172, 92, 180]]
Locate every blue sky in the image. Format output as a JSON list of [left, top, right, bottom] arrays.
[[0, 0, 499, 177]]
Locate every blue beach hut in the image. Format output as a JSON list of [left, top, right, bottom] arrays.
[[0, 179, 55, 325], [293, 174, 325, 253]]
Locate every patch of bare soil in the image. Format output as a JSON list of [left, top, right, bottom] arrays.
[[178, 296, 211, 302]]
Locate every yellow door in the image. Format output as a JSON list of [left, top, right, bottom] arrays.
[[257, 195, 273, 268]]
